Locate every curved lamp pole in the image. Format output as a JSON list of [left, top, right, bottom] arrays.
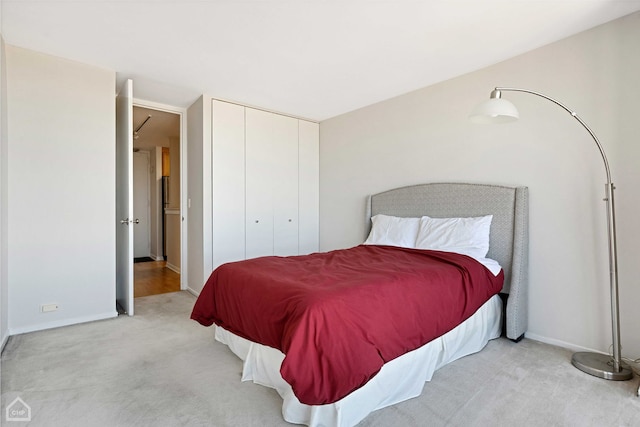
[[470, 87, 632, 381]]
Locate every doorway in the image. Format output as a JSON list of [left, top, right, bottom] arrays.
[[132, 103, 184, 298]]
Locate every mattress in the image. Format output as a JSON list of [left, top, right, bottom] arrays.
[[214, 293, 503, 427], [192, 245, 504, 405]]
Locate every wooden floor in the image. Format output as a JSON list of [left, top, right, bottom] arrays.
[[134, 260, 181, 298]]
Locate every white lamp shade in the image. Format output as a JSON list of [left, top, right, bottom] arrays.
[[469, 98, 519, 124]]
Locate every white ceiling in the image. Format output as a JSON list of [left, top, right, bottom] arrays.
[[3, 1, 640, 121], [132, 106, 180, 150]]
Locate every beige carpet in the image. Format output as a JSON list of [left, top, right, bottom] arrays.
[[2, 291, 639, 427]]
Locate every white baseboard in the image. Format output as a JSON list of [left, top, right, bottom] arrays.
[[149, 253, 164, 262], [186, 287, 200, 297], [8, 311, 118, 336], [166, 263, 180, 274], [0, 330, 9, 353], [524, 332, 608, 355]]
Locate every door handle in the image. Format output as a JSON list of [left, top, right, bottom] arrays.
[[120, 218, 140, 225]]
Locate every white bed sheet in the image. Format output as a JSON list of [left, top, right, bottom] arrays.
[[215, 295, 502, 427], [214, 293, 503, 427]]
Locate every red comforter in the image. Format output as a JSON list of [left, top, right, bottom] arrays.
[[191, 245, 504, 405]]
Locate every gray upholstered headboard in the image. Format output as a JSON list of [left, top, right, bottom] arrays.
[[365, 182, 529, 341]]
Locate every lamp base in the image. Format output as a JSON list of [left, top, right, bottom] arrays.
[[571, 352, 633, 380]]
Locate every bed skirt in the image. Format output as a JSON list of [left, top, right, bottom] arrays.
[[215, 294, 502, 427]]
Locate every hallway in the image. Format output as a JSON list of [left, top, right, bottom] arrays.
[[134, 261, 180, 298]]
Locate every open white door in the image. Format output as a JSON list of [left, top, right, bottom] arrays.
[[116, 79, 134, 316]]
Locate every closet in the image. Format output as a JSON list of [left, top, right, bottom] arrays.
[[211, 99, 319, 271]]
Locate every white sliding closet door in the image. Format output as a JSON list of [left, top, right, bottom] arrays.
[[245, 108, 276, 259], [298, 120, 319, 255], [245, 108, 300, 258], [212, 100, 246, 267], [211, 99, 318, 267], [272, 114, 299, 256]]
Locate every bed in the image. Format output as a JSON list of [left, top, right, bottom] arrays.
[[192, 182, 529, 426]]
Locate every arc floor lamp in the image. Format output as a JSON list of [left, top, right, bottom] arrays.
[[469, 87, 632, 381]]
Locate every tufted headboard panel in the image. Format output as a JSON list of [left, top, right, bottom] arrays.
[[365, 182, 529, 340]]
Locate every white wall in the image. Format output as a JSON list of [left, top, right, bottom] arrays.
[[186, 96, 212, 294], [0, 36, 8, 350], [320, 12, 640, 358], [149, 147, 160, 260], [5, 46, 117, 333]]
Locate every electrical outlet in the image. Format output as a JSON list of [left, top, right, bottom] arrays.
[[41, 303, 58, 313]]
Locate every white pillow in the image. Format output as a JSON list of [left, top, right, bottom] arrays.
[[415, 215, 493, 259], [364, 214, 421, 248]]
